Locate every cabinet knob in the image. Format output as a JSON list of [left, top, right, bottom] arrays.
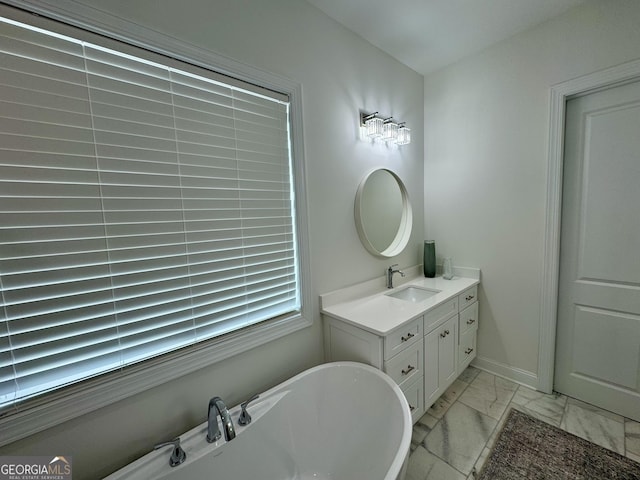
[[466, 319, 475, 325], [440, 329, 450, 338], [465, 295, 475, 301], [465, 347, 474, 355], [401, 332, 415, 342], [409, 404, 415, 412], [401, 365, 415, 375]]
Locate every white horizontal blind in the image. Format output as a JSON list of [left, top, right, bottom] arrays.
[[0, 16, 299, 411]]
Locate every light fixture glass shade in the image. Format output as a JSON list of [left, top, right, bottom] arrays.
[[382, 120, 399, 142], [365, 116, 384, 138], [396, 125, 411, 145]]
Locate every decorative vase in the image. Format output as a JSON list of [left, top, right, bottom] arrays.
[[423, 240, 436, 278]]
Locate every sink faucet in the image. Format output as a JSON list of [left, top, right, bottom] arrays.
[[207, 396, 236, 443], [386, 264, 405, 289]]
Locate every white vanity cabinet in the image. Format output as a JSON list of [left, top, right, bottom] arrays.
[[321, 270, 480, 424]]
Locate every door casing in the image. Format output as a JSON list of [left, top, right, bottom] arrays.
[[539, 57, 640, 393]]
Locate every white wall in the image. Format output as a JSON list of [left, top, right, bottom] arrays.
[[424, 0, 640, 385], [0, 1, 424, 477]]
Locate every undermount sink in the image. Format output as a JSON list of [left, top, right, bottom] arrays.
[[386, 286, 441, 302]]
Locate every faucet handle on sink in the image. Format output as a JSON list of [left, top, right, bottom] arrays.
[[153, 437, 186, 467]]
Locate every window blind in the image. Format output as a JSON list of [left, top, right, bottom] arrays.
[[0, 16, 299, 411]]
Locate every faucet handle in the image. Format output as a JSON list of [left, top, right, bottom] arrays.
[[238, 394, 259, 426], [389, 264, 405, 276], [153, 437, 186, 467]]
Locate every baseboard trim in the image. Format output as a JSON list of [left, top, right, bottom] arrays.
[[472, 356, 539, 390]]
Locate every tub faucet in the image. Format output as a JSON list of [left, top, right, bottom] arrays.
[[207, 396, 236, 443], [386, 264, 405, 289]]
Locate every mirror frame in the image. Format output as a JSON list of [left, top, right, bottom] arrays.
[[354, 168, 413, 258]]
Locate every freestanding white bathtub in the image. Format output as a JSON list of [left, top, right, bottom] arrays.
[[105, 361, 412, 480]]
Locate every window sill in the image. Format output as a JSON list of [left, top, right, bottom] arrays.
[[0, 313, 312, 447]]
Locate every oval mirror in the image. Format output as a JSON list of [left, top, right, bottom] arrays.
[[354, 168, 412, 257]]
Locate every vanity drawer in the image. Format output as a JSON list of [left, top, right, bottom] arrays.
[[401, 376, 424, 424], [384, 317, 423, 360], [458, 285, 478, 311], [424, 298, 458, 332], [384, 339, 423, 388], [458, 328, 477, 372], [458, 302, 478, 337]]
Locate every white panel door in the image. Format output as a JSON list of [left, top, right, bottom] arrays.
[[555, 79, 640, 421]]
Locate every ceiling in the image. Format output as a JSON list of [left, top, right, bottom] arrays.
[[305, 0, 586, 75]]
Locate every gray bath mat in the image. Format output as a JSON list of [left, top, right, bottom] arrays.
[[477, 408, 640, 479]]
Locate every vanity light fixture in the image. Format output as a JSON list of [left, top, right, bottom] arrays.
[[359, 111, 411, 146], [362, 112, 384, 138], [381, 118, 399, 142], [396, 123, 411, 145]]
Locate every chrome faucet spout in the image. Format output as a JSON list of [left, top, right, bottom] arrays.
[[386, 264, 405, 289], [207, 396, 236, 443]]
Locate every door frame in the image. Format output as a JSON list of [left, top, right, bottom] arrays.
[[538, 57, 640, 393]]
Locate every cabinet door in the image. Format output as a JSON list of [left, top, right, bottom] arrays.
[[384, 316, 423, 360], [458, 285, 478, 311], [438, 315, 457, 387], [384, 339, 423, 389], [402, 376, 425, 423], [424, 327, 440, 406], [458, 327, 477, 373], [424, 314, 458, 407], [458, 302, 478, 338]]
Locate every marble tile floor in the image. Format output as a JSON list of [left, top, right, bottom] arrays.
[[407, 366, 640, 480]]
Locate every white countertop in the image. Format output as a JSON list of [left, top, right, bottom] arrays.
[[320, 266, 480, 336]]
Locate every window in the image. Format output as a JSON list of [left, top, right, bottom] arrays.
[[0, 5, 309, 442]]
